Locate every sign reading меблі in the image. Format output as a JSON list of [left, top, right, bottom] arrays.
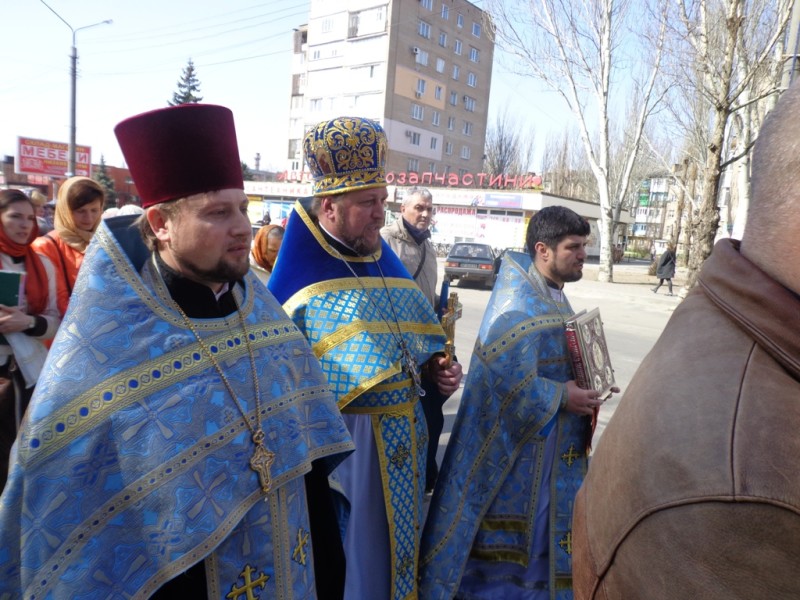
[[16, 137, 91, 177]]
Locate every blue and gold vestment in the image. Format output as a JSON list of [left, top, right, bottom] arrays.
[[268, 199, 446, 600], [419, 251, 590, 600], [0, 217, 354, 600]]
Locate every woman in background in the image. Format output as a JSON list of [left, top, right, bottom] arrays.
[[33, 176, 104, 317], [0, 189, 60, 491], [250, 224, 285, 285]]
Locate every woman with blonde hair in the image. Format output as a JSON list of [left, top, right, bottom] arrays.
[[0, 189, 60, 490], [33, 176, 105, 316]]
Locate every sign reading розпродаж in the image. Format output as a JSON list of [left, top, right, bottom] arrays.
[[16, 137, 92, 177]]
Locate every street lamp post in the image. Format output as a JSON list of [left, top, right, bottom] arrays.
[[40, 1, 111, 176]]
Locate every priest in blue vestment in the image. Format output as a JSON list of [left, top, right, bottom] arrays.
[[268, 116, 463, 600], [0, 104, 354, 599], [419, 206, 612, 600]]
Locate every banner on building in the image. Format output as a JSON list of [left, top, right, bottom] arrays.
[[16, 137, 92, 178]]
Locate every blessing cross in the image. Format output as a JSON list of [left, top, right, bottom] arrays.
[[226, 564, 269, 600], [440, 292, 462, 367]]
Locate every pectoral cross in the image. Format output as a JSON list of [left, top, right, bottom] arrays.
[[249, 429, 275, 496], [401, 343, 426, 397]]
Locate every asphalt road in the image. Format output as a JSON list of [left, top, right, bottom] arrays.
[[434, 258, 680, 458]]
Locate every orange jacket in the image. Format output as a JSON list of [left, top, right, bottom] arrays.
[[32, 232, 84, 317]]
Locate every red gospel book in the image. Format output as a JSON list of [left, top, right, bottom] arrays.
[[564, 308, 616, 450]]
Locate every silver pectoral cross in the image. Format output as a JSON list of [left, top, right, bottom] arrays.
[[401, 344, 425, 397]]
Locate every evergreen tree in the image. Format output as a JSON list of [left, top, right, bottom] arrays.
[[93, 155, 117, 209], [168, 59, 203, 106], [241, 162, 254, 181]]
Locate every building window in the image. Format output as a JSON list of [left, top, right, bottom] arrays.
[[463, 121, 473, 136], [421, 0, 433, 9], [432, 110, 441, 126], [449, 91, 458, 106], [442, 5, 449, 20], [416, 78, 427, 95], [410, 133, 421, 146], [470, 47, 479, 62], [436, 57, 445, 73], [412, 104, 424, 120], [416, 49, 429, 65], [434, 85, 443, 100], [430, 137, 438, 150], [322, 18, 333, 33], [309, 98, 322, 111], [439, 32, 447, 47], [472, 22, 481, 37], [312, 49, 321, 60], [467, 72, 477, 87], [457, 13, 464, 28], [464, 96, 476, 112], [447, 116, 455, 130], [445, 141, 453, 155], [418, 20, 431, 39], [429, 162, 436, 171], [454, 39, 462, 55], [461, 145, 471, 159], [409, 158, 419, 171], [452, 64, 460, 80]]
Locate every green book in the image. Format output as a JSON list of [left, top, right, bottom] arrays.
[[0, 270, 23, 307]]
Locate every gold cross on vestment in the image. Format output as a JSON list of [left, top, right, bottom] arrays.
[[390, 444, 411, 469], [558, 532, 573, 556], [226, 564, 269, 600], [560, 443, 580, 467], [292, 528, 310, 565]]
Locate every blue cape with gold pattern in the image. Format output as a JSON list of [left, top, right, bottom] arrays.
[[0, 217, 354, 599], [419, 251, 590, 600], [269, 199, 446, 599], [268, 199, 446, 410]]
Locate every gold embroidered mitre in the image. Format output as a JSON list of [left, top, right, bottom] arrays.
[[303, 116, 388, 196]]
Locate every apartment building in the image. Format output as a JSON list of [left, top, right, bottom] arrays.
[[287, 0, 494, 178]]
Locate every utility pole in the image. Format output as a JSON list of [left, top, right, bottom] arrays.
[[39, 0, 111, 176]]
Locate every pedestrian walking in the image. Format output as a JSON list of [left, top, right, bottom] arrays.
[[651, 243, 676, 295]]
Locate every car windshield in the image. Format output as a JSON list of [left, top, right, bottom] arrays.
[[452, 244, 490, 259]]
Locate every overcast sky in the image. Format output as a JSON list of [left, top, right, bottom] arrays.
[[3, 0, 567, 173]]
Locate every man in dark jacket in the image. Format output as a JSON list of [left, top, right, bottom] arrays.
[[573, 79, 800, 600]]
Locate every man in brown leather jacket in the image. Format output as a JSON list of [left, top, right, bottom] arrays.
[[572, 81, 800, 599]]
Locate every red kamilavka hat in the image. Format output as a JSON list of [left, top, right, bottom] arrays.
[[114, 104, 243, 208]]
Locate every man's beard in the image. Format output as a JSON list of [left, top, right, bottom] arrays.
[[552, 262, 583, 283], [342, 233, 381, 256], [176, 254, 249, 285]]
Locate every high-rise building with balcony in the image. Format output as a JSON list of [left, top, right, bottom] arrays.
[[287, 0, 494, 179]]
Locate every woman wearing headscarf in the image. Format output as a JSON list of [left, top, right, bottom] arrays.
[[0, 189, 60, 491], [32, 176, 104, 317], [249, 224, 284, 285]]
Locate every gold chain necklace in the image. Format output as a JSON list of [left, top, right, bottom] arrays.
[[172, 292, 275, 497]]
